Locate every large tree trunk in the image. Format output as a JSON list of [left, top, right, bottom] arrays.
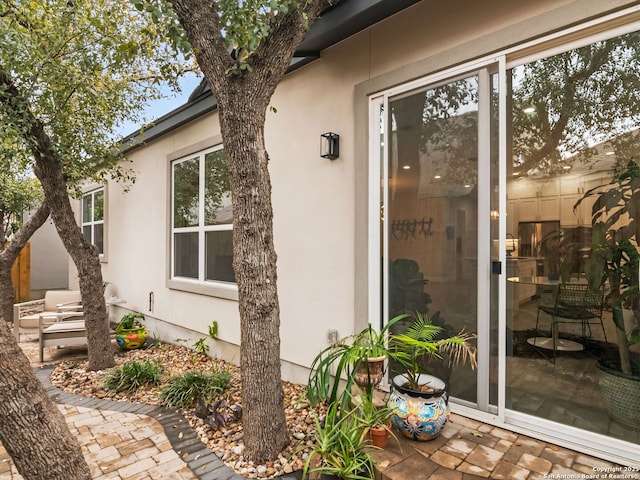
[[0, 320, 91, 479], [32, 154, 114, 371], [171, 0, 333, 463], [0, 202, 50, 323], [223, 104, 289, 462]]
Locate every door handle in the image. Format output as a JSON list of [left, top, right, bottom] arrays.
[[492, 261, 502, 275]]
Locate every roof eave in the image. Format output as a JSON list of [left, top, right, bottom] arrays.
[[121, 0, 420, 153]]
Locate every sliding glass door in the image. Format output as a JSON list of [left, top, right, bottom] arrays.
[[376, 67, 499, 411], [504, 29, 640, 449], [371, 22, 640, 463]]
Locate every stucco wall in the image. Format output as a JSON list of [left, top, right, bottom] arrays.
[[28, 213, 68, 297], [78, 0, 640, 383]]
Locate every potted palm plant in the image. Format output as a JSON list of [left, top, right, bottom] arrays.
[[387, 312, 477, 441], [575, 160, 640, 427], [306, 314, 409, 409]]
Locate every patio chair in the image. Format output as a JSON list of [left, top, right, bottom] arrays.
[[36, 287, 123, 362], [13, 290, 82, 342], [38, 313, 86, 362], [535, 283, 606, 358]]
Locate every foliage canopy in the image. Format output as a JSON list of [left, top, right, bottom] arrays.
[[0, 0, 195, 192]]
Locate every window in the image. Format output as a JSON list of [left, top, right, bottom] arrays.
[[82, 188, 104, 255], [172, 146, 235, 284]]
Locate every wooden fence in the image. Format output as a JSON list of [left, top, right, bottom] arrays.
[[11, 242, 30, 302]]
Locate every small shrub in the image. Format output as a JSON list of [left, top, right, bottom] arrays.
[[159, 369, 232, 409], [193, 338, 210, 356], [208, 321, 218, 339], [102, 359, 162, 393]]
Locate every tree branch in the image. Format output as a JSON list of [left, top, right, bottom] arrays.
[[171, 0, 233, 96], [2, 201, 49, 261], [245, 1, 333, 104]]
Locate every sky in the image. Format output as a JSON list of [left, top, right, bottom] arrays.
[[116, 72, 203, 139]]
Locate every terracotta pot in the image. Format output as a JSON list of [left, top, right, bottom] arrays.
[[354, 355, 386, 388], [368, 424, 391, 449]]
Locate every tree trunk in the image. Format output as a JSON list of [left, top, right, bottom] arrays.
[[32, 153, 114, 371], [0, 202, 50, 323], [170, 0, 334, 463], [0, 320, 91, 479], [222, 104, 289, 462]]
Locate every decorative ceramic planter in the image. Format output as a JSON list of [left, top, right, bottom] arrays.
[[388, 373, 449, 441], [115, 327, 148, 350], [354, 355, 386, 388]]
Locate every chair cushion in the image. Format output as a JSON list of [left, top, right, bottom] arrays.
[[42, 321, 86, 334], [18, 313, 56, 329], [43, 290, 81, 311]]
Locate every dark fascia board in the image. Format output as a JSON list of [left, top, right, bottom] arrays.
[[294, 0, 420, 57], [120, 92, 217, 152], [121, 0, 420, 152]]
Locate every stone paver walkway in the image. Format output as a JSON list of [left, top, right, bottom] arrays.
[[0, 365, 258, 480]]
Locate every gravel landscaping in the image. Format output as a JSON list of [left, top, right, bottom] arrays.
[[50, 342, 319, 479]]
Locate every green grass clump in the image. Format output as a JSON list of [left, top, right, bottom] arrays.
[[102, 359, 163, 393], [159, 369, 232, 409]]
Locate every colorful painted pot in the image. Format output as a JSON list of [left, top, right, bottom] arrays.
[[388, 373, 449, 441], [115, 327, 148, 350]]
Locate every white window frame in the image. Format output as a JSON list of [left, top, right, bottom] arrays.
[[81, 187, 105, 259], [169, 145, 237, 300]]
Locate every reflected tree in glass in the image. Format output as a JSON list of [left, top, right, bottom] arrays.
[[205, 150, 231, 225], [173, 158, 199, 228], [511, 31, 640, 176]]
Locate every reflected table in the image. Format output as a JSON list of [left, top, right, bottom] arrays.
[[507, 276, 585, 352]]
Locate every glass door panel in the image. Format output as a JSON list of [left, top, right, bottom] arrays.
[[505, 30, 640, 446], [386, 75, 480, 404]]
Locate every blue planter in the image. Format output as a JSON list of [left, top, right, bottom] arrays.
[[388, 373, 449, 441]]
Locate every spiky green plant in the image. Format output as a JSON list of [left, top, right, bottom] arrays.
[[193, 337, 210, 356], [159, 369, 231, 409], [102, 359, 162, 393], [390, 313, 477, 391]]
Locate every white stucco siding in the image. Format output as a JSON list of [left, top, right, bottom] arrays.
[[367, 0, 576, 78], [68, 0, 640, 381], [99, 115, 245, 348]]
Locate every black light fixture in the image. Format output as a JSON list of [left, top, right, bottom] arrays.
[[320, 132, 340, 160]]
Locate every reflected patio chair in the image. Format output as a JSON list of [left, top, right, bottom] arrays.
[[535, 283, 607, 355]]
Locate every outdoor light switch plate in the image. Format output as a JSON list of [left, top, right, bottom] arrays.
[[327, 329, 338, 344]]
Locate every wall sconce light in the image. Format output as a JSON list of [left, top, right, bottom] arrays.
[[320, 132, 340, 160]]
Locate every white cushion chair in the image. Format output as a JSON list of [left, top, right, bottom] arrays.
[[13, 290, 82, 342], [39, 316, 86, 362]]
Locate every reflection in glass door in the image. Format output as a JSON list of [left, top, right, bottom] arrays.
[[382, 72, 490, 406], [504, 30, 640, 449]]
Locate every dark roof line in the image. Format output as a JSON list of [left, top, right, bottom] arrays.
[[121, 0, 420, 152]]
